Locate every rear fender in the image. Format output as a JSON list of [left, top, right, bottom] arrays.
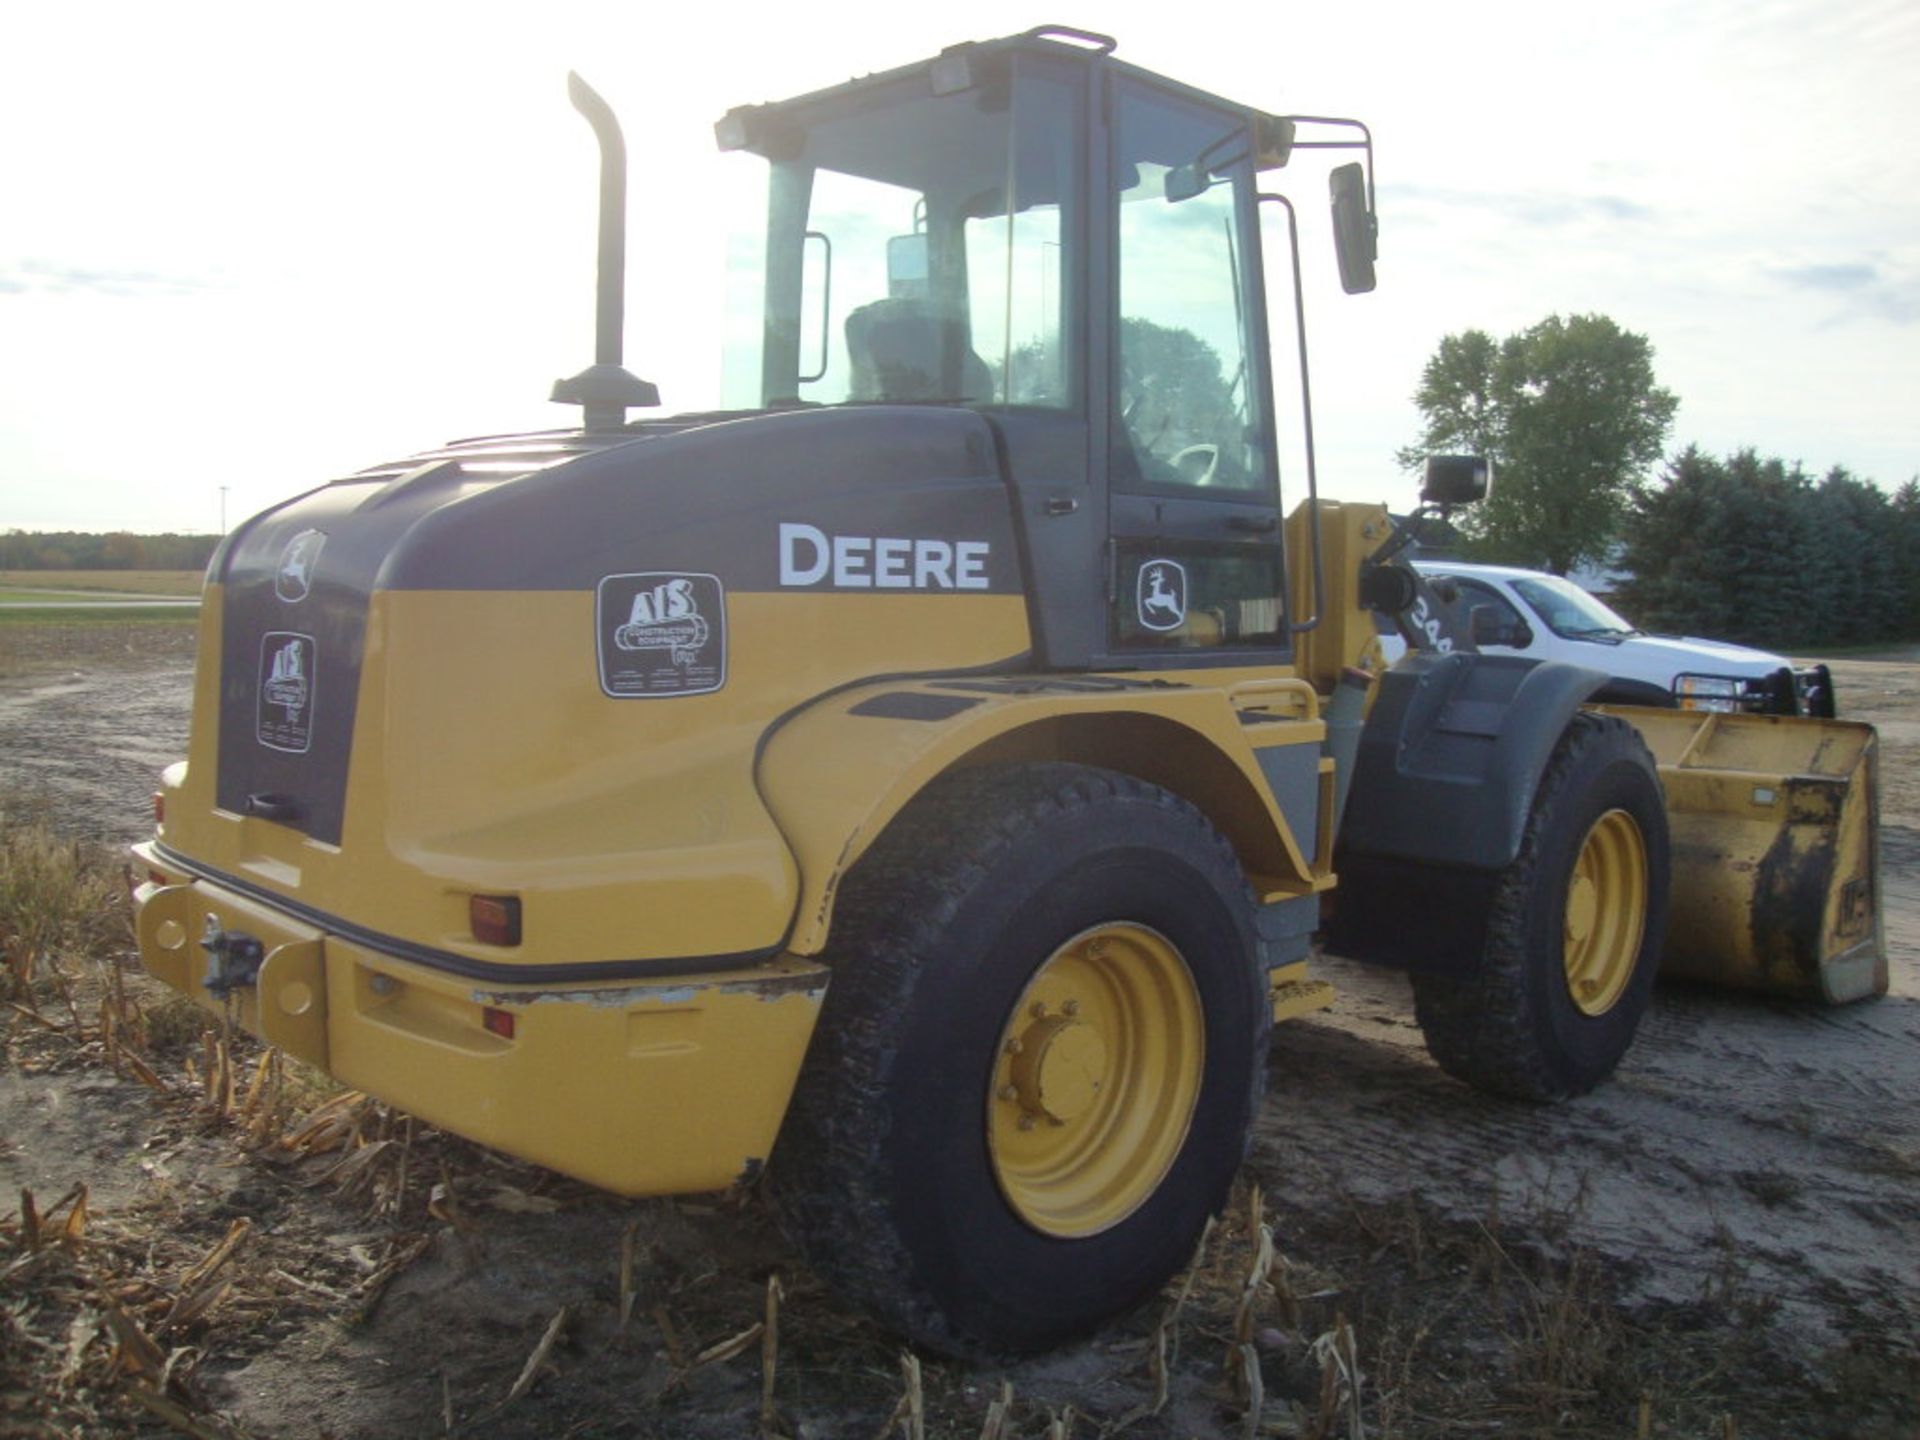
[[755, 678, 1330, 955]]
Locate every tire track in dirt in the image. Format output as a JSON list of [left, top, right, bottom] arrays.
[[1258, 822, 1920, 1359], [6, 637, 1916, 1377], [0, 646, 195, 842]]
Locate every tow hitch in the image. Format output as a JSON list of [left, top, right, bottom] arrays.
[[200, 915, 265, 998]]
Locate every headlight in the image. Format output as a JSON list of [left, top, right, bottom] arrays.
[[1673, 674, 1741, 712]]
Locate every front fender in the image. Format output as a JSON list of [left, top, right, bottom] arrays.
[[1338, 651, 1608, 872], [1325, 652, 1607, 975]]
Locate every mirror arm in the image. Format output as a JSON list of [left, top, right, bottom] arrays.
[[1259, 191, 1324, 636], [1275, 116, 1375, 208]]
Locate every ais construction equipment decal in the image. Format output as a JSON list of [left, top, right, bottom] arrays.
[[596, 573, 727, 698], [257, 632, 317, 752]]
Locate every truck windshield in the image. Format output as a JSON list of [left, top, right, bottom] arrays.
[[720, 58, 1079, 411], [1509, 574, 1639, 641]]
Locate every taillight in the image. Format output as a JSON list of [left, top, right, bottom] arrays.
[[469, 895, 522, 947], [153, 791, 165, 828], [481, 1006, 517, 1040]]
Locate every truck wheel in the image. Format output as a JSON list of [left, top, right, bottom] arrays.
[[1410, 713, 1670, 1100], [774, 762, 1269, 1357]]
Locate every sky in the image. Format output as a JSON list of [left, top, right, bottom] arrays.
[[2, 0, 1915, 534]]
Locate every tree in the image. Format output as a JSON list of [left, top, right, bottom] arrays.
[[1896, 478, 1920, 636], [1805, 467, 1902, 645], [1619, 449, 1915, 649], [1400, 314, 1678, 575], [102, 532, 149, 569], [1617, 448, 1814, 645], [1116, 316, 1240, 459], [0, 529, 218, 571]]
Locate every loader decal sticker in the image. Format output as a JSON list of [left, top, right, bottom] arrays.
[[257, 632, 317, 753], [596, 572, 727, 698], [1137, 559, 1188, 633], [274, 529, 326, 603]]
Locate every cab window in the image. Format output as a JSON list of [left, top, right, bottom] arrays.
[[1111, 86, 1268, 496]]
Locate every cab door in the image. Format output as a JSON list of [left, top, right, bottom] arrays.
[[1100, 77, 1290, 667]]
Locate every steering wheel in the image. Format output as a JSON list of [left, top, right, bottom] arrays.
[[1171, 443, 1220, 486]]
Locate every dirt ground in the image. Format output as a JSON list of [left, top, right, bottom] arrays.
[[2, 622, 1915, 1439]]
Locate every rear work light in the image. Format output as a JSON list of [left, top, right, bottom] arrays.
[[469, 895, 522, 947]]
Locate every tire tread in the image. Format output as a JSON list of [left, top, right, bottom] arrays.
[[775, 762, 1266, 1356], [1411, 712, 1668, 1101]]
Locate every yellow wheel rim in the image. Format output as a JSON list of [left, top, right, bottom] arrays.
[[1563, 808, 1648, 1017], [987, 923, 1204, 1238]]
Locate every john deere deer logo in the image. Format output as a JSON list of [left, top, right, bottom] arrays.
[[1137, 559, 1188, 632], [275, 529, 326, 603]]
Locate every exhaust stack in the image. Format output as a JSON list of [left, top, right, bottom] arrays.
[[551, 71, 660, 431]]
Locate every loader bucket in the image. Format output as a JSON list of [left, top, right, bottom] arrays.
[[1601, 707, 1884, 1004]]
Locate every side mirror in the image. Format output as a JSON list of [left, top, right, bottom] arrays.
[[1165, 164, 1209, 203], [1329, 162, 1376, 294], [1421, 454, 1492, 507], [1469, 605, 1531, 649]]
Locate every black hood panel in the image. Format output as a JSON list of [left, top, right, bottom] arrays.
[[211, 408, 1014, 846], [210, 450, 557, 845]]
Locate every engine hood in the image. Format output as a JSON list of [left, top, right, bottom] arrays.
[[207, 405, 1020, 848], [1614, 632, 1791, 678]]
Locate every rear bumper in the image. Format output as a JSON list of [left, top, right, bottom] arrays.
[[131, 842, 827, 1195]]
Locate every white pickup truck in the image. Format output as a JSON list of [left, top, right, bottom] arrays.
[[1382, 560, 1836, 716]]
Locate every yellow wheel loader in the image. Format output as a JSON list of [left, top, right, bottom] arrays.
[[131, 26, 1883, 1357]]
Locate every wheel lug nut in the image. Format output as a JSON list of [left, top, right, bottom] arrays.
[[1005, 1037, 1023, 1055], [1030, 1001, 1047, 1019], [1017, 1115, 1036, 1132], [997, 1084, 1018, 1102], [1061, 999, 1080, 1017]]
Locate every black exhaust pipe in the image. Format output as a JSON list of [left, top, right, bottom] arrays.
[[551, 71, 660, 431]]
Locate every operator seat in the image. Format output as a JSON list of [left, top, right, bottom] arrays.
[[845, 298, 994, 403]]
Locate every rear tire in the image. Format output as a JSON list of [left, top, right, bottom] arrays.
[[1411, 713, 1670, 1100], [774, 762, 1269, 1357]]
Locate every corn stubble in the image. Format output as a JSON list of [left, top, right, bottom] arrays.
[[3, 800, 1911, 1439]]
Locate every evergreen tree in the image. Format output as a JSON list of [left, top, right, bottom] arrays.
[[1622, 451, 1914, 648], [1892, 478, 1920, 637]]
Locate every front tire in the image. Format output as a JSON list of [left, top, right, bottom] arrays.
[[1411, 713, 1670, 1100], [774, 763, 1269, 1357]]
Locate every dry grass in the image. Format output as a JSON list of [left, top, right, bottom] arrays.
[[2, 796, 1914, 1439], [1, 792, 132, 1011], [0, 569, 204, 597]]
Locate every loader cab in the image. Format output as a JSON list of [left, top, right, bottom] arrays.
[[715, 29, 1324, 670]]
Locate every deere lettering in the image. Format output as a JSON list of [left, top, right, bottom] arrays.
[[779, 522, 991, 590]]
